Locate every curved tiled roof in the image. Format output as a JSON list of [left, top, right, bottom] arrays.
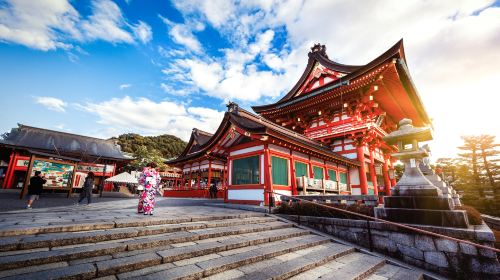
[[167, 104, 360, 167], [0, 124, 128, 160], [252, 39, 413, 113], [178, 128, 214, 157]]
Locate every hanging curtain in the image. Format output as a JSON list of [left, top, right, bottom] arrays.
[[327, 169, 337, 181], [313, 166, 324, 179], [232, 156, 259, 185], [294, 162, 307, 178], [271, 156, 288, 185], [339, 172, 348, 184]]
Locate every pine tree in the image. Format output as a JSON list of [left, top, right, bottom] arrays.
[[458, 136, 483, 196], [477, 135, 499, 187]]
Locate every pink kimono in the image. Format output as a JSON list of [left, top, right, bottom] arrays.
[[137, 167, 161, 215]]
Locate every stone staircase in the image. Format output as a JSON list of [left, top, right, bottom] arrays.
[[0, 213, 425, 279]]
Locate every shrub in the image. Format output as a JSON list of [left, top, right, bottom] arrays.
[[455, 205, 483, 225], [274, 201, 374, 220]]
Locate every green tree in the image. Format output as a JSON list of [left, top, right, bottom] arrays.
[[129, 146, 166, 171], [477, 135, 499, 190], [112, 133, 187, 160], [458, 136, 483, 196]]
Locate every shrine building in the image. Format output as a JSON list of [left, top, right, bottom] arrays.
[[0, 124, 131, 195], [167, 39, 431, 205]]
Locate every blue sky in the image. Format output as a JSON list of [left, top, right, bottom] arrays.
[[0, 0, 499, 159]]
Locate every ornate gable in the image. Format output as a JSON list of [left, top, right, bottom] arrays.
[[295, 62, 347, 97]]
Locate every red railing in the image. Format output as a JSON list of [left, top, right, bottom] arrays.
[[266, 190, 500, 253]]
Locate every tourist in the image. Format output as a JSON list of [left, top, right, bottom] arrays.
[[210, 182, 218, 199], [137, 162, 161, 215], [26, 171, 46, 209], [77, 172, 94, 205]]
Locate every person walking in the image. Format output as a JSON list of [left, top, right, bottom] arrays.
[[26, 171, 46, 209], [137, 162, 161, 215], [77, 172, 94, 205]]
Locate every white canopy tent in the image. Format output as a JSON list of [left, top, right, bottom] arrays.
[[105, 172, 138, 185]]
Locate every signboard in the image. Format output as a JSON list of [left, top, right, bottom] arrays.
[[16, 159, 30, 168], [76, 163, 114, 176], [31, 159, 75, 189]]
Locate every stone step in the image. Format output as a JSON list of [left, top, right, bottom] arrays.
[[0, 221, 293, 271], [312, 252, 386, 280], [96, 228, 310, 277], [0, 216, 277, 251], [367, 263, 424, 280], [2, 233, 326, 280], [224, 242, 355, 279], [129, 234, 332, 280], [0, 213, 265, 237]]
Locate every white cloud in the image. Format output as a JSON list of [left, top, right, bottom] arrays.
[[119, 83, 131, 90], [0, 0, 80, 50], [159, 15, 202, 53], [79, 96, 224, 140], [132, 20, 152, 44], [0, 0, 154, 50], [172, 0, 235, 28], [81, 0, 134, 43], [34, 96, 67, 112]]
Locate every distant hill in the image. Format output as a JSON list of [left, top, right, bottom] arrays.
[[112, 133, 187, 159]]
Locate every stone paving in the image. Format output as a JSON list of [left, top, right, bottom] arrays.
[[0, 196, 427, 279]]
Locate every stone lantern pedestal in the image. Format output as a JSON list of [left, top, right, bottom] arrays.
[[374, 119, 469, 228]]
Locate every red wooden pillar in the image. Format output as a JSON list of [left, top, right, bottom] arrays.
[[356, 145, 369, 195], [308, 156, 314, 178], [207, 161, 212, 188], [3, 150, 15, 189], [207, 161, 212, 198], [290, 151, 298, 196], [263, 146, 273, 206], [197, 163, 201, 190], [223, 162, 228, 203], [382, 156, 392, 196], [188, 163, 193, 190], [389, 159, 397, 186], [369, 148, 378, 195]]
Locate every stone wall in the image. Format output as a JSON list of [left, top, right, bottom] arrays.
[[482, 214, 500, 231], [277, 214, 500, 278]]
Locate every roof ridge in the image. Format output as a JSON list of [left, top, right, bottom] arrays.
[[17, 124, 115, 143], [193, 128, 214, 136]]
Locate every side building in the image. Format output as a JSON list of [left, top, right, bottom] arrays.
[[167, 39, 432, 205], [0, 124, 131, 196]]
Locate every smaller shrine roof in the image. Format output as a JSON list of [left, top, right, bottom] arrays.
[[168, 103, 360, 167], [0, 124, 129, 160], [178, 128, 214, 157]]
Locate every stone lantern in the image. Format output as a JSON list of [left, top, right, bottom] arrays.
[[383, 118, 438, 196], [374, 119, 469, 228]]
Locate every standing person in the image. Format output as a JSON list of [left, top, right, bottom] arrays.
[[209, 182, 218, 199], [77, 172, 94, 205], [137, 162, 161, 215], [26, 171, 46, 209]]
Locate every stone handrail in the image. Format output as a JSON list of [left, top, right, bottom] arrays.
[[281, 194, 379, 206]]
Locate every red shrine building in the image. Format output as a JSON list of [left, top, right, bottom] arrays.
[[0, 124, 131, 194], [167, 40, 431, 205]]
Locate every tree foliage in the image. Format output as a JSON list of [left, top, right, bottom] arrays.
[[436, 134, 500, 217], [112, 133, 187, 171]]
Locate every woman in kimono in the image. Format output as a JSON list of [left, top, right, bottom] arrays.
[[137, 162, 161, 215]]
